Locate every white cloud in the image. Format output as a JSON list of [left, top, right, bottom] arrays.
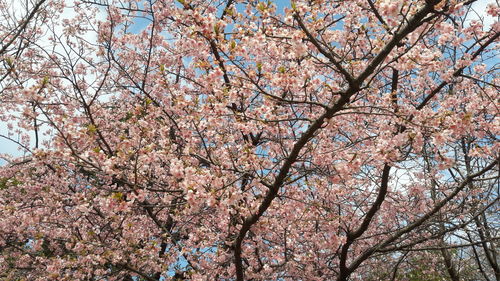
[[468, 0, 498, 29]]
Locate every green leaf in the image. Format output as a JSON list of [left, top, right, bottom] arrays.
[[0, 177, 8, 190], [257, 2, 266, 12], [87, 124, 97, 134], [41, 75, 49, 86], [112, 192, 124, 201], [0, 177, 22, 190]]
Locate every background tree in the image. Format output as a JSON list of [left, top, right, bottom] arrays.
[[0, 0, 498, 280]]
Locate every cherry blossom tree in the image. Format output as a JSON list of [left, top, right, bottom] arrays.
[[0, 0, 498, 280]]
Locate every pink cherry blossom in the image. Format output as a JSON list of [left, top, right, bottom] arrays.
[[0, 0, 498, 280]]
